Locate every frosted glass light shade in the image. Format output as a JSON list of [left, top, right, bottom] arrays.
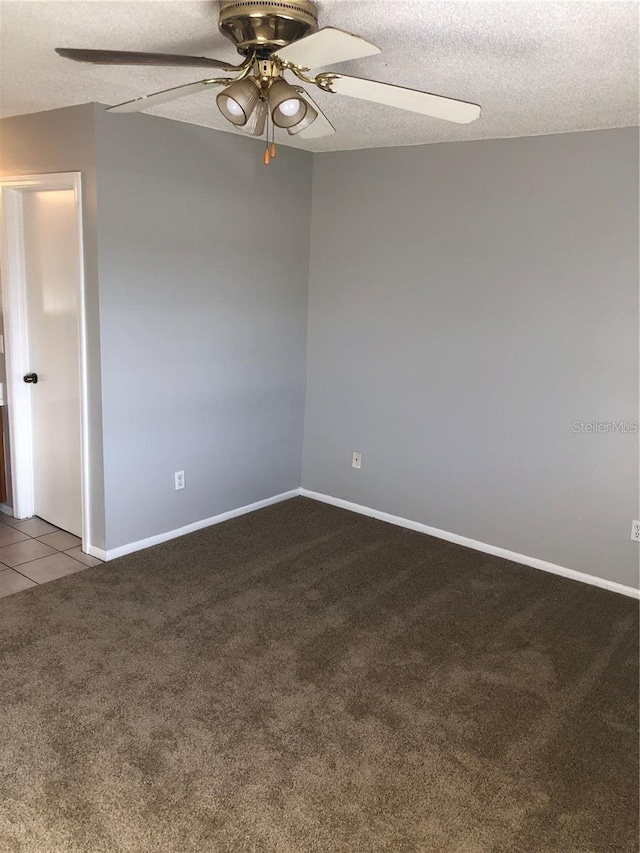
[[244, 100, 268, 136], [217, 79, 260, 126], [287, 100, 318, 135], [269, 78, 308, 129]]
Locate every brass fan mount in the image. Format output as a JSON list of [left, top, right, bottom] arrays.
[[219, 0, 319, 54]]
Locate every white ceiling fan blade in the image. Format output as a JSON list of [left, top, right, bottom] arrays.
[[273, 27, 380, 69], [107, 78, 224, 113], [330, 75, 481, 124]]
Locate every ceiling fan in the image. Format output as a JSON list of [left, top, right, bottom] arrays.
[[56, 0, 482, 162]]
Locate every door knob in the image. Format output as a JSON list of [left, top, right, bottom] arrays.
[[23, 373, 38, 384]]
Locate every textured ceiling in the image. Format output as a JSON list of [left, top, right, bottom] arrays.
[[1, 1, 638, 152]]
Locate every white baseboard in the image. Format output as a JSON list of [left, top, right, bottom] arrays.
[[96, 489, 300, 562], [82, 486, 640, 599], [300, 489, 640, 600], [85, 544, 108, 561]]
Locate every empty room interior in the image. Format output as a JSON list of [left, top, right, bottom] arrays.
[[0, 1, 638, 851]]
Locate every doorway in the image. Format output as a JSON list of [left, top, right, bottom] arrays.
[[0, 172, 91, 550]]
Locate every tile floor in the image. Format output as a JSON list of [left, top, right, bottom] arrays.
[[0, 512, 102, 599]]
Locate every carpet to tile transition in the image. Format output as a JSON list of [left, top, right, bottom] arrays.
[[0, 497, 637, 853]]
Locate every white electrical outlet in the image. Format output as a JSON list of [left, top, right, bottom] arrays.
[[352, 452, 362, 470], [631, 520, 640, 542], [175, 471, 185, 491]]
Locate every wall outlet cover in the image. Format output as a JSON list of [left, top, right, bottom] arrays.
[[175, 471, 185, 491], [352, 452, 362, 470], [631, 520, 640, 542]]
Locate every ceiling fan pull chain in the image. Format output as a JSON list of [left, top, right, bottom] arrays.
[[269, 115, 277, 159], [264, 115, 272, 165]]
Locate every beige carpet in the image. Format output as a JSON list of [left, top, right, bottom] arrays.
[[0, 497, 637, 852]]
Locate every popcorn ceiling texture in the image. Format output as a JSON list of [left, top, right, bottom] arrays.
[[1, 1, 638, 152]]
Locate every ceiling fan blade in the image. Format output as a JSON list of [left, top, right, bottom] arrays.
[[107, 79, 224, 113], [55, 48, 239, 71], [273, 27, 380, 69], [330, 75, 481, 124]]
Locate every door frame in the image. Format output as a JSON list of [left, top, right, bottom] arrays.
[[0, 172, 92, 551]]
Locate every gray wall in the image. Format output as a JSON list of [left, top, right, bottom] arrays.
[[1, 104, 312, 552], [2, 108, 637, 586], [0, 105, 106, 549], [94, 108, 312, 549], [303, 128, 640, 589]]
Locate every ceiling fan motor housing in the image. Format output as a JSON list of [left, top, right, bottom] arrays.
[[219, 1, 319, 54]]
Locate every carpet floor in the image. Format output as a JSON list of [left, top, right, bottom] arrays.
[[0, 497, 637, 852]]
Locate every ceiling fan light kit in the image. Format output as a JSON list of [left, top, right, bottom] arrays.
[[269, 78, 309, 128], [55, 0, 482, 163], [286, 100, 318, 136], [244, 100, 269, 136], [216, 77, 261, 126]]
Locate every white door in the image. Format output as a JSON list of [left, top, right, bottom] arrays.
[[22, 189, 82, 536]]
